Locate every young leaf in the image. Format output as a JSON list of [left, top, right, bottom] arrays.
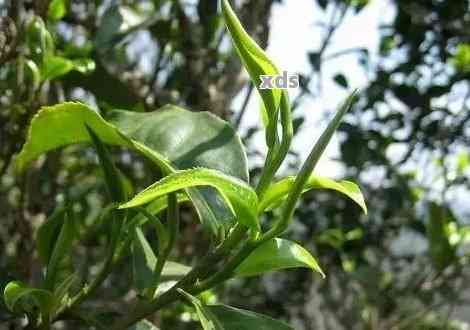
[[207, 305, 294, 330], [235, 238, 324, 278], [132, 227, 158, 292], [259, 175, 367, 214], [177, 289, 224, 330], [120, 168, 259, 231], [221, 0, 282, 147], [15, 102, 248, 237], [44, 210, 76, 290], [3, 281, 52, 316], [271, 91, 358, 235]]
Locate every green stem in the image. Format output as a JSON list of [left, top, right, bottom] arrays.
[[110, 223, 248, 330], [148, 193, 179, 298], [265, 91, 357, 238], [55, 210, 125, 319], [256, 92, 293, 198]]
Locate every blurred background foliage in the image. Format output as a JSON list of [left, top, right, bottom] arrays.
[[1, 0, 470, 329]]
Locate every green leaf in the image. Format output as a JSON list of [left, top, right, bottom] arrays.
[[26, 16, 55, 61], [3, 281, 52, 316], [178, 289, 224, 330], [129, 194, 189, 227], [15, 102, 248, 236], [235, 238, 324, 278], [333, 73, 349, 89], [128, 320, 160, 330], [48, 0, 68, 21], [45, 210, 76, 290], [207, 305, 294, 330], [41, 56, 95, 81], [221, 0, 282, 146], [426, 202, 457, 270], [178, 290, 293, 330], [120, 168, 259, 231], [132, 227, 158, 292], [259, 175, 367, 214], [41, 55, 74, 81], [86, 125, 127, 202], [453, 43, 470, 73], [95, 5, 148, 48], [37, 208, 66, 266]]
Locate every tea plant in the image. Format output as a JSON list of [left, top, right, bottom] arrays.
[[3, 1, 366, 329]]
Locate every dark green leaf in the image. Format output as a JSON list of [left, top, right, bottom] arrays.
[[178, 289, 224, 330], [207, 305, 294, 330], [178, 290, 294, 330], [86, 125, 127, 202], [426, 202, 457, 270], [44, 211, 76, 290], [333, 73, 349, 89], [132, 227, 157, 292], [37, 208, 66, 266]]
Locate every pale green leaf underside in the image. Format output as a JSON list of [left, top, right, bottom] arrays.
[[235, 238, 325, 278], [120, 168, 259, 231], [259, 175, 367, 214]]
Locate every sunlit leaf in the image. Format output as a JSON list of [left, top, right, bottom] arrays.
[[3, 281, 52, 316], [120, 168, 259, 231], [15, 102, 248, 236], [259, 175, 367, 214], [221, 0, 281, 146], [235, 238, 324, 278], [48, 0, 68, 21]]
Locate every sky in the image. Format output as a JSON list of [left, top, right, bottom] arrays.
[[236, 0, 393, 178]]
